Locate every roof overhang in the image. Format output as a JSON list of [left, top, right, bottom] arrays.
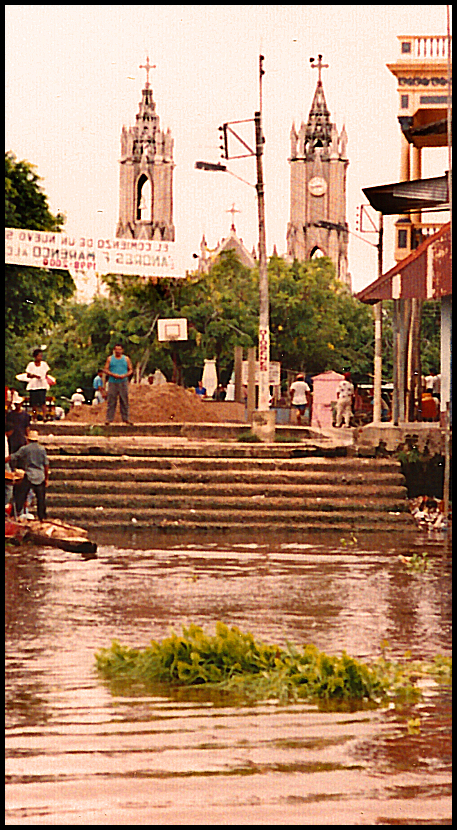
[[362, 174, 449, 214], [356, 223, 451, 304]]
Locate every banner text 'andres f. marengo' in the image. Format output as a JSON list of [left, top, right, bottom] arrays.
[[5, 228, 186, 278]]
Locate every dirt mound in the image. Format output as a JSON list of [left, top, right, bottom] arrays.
[[64, 383, 245, 424]]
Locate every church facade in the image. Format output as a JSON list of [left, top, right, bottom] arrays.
[[287, 56, 350, 288], [116, 58, 175, 241]]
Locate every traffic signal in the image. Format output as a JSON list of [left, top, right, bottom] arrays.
[[355, 205, 361, 232], [218, 124, 228, 159]]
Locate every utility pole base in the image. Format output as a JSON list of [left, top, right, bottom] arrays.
[[251, 410, 276, 443]]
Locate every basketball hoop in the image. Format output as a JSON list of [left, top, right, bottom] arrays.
[[157, 318, 188, 342]]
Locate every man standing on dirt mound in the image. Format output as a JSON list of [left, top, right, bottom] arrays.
[[103, 343, 134, 425]]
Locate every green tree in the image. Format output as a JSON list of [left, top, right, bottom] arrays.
[[419, 300, 441, 375], [269, 255, 374, 378], [5, 152, 76, 382], [46, 298, 121, 399], [181, 250, 258, 383], [100, 250, 259, 387]]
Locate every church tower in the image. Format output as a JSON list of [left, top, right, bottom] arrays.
[[116, 58, 175, 241], [287, 55, 350, 287]]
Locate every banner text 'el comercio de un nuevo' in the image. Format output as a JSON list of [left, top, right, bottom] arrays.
[[5, 228, 187, 278]]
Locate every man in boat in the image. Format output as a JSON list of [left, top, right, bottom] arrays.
[[103, 343, 134, 425], [8, 430, 49, 522]]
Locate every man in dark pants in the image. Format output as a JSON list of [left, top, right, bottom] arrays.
[[9, 430, 49, 521], [5, 393, 31, 454], [103, 343, 134, 425]]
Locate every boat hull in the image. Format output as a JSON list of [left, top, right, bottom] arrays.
[[5, 518, 97, 554]]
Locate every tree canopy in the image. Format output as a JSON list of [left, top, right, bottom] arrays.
[[268, 255, 374, 378], [43, 251, 376, 397], [5, 152, 75, 347]]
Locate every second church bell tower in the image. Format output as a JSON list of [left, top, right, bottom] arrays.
[[287, 55, 350, 287], [116, 58, 175, 241]]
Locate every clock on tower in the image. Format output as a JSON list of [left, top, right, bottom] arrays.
[[287, 55, 350, 288]]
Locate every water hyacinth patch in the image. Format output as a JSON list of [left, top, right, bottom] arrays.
[[95, 622, 451, 707]]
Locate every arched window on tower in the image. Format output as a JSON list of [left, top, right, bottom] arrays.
[[137, 174, 152, 222], [310, 246, 325, 259]]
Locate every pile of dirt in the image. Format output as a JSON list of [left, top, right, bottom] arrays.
[[64, 383, 245, 424]]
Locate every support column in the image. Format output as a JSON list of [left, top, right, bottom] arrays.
[[391, 301, 399, 425], [234, 346, 243, 403], [247, 347, 256, 424], [440, 295, 452, 426], [400, 134, 411, 182], [411, 145, 422, 229], [372, 213, 383, 423]]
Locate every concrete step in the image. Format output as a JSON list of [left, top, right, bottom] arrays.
[[48, 470, 406, 488], [47, 454, 403, 472], [42, 436, 353, 459], [48, 480, 407, 498], [41, 445, 414, 533], [47, 492, 409, 511], [47, 505, 414, 532]]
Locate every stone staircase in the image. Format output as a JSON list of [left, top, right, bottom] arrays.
[[44, 443, 415, 534]]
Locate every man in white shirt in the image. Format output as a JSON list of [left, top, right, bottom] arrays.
[[71, 388, 86, 407], [432, 373, 441, 400], [424, 373, 435, 393], [25, 348, 51, 422], [289, 373, 311, 425]]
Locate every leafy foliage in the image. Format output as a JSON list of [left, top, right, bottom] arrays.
[[269, 255, 374, 376], [5, 152, 75, 354], [95, 622, 451, 707], [420, 300, 442, 375]]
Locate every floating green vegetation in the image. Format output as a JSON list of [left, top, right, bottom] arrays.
[[398, 550, 431, 573], [95, 622, 451, 708]]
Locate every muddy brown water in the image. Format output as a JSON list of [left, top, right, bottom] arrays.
[[5, 529, 452, 826]]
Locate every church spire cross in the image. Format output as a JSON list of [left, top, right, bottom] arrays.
[[310, 54, 329, 85], [227, 203, 241, 231], [140, 56, 156, 88]]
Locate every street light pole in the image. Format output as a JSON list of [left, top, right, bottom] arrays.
[[196, 55, 271, 413], [255, 56, 270, 411], [373, 212, 383, 423]]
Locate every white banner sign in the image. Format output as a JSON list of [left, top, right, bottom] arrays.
[[242, 360, 281, 386], [5, 227, 187, 278]]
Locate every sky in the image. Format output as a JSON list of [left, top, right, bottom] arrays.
[[5, 5, 451, 294]]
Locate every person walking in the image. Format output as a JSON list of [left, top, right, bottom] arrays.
[[335, 372, 354, 428], [103, 343, 134, 425], [8, 430, 49, 521], [289, 373, 311, 425], [25, 348, 52, 422]]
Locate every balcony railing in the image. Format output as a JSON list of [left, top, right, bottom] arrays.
[[398, 35, 451, 60]]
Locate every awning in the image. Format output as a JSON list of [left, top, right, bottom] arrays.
[[362, 174, 449, 214], [356, 223, 451, 304]]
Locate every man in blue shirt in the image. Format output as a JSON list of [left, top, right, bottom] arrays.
[[195, 380, 206, 397], [103, 343, 134, 425], [9, 430, 49, 521], [92, 370, 105, 405]]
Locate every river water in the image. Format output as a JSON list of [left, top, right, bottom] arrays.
[[5, 530, 452, 826]]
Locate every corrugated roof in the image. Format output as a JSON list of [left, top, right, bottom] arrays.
[[356, 223, 451, 303], [362, 175, 449, 214]]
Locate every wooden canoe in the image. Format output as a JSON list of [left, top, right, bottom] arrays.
[[5, 517, 97, 554]]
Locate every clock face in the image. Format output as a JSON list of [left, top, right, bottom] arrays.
[[308, 176, 327, 196]]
